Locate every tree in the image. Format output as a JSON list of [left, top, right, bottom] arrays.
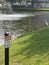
[[6, 0, 16, 2]]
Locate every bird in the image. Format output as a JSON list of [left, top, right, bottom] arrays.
[[45, 19, 48, 26]]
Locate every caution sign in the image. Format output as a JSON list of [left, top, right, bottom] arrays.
[[5, 32, 11, 48], [5, 36, 11, 40]]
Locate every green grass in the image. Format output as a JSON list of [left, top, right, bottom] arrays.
[[13, 7, 49, 11], [0, 27, 49, 65]]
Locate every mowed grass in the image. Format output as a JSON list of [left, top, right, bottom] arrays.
[[13, 7, 49, 11], [0, 27, 49, 65]]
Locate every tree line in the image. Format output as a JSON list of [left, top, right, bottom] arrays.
[[6, 0, 31, 2]]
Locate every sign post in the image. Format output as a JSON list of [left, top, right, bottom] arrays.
[[5, 47, 9, 65], [5, 32, 11, 65]]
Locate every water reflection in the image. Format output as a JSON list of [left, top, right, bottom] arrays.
[[32, 13, 49, 30], [7, 13, 49, 35], [15, 13, 49, 33]]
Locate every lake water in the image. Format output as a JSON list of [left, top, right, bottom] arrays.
[[0, 13, 34, 46], [0, 11, 49, 46]]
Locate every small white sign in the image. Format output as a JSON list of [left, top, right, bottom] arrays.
[[5, 36, 11, 48]]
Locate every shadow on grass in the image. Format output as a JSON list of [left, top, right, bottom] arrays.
[[12, 27, 49, 60]]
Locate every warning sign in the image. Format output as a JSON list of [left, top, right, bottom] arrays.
[[5, 36, 11, 40], [4, 32, 11, 48]]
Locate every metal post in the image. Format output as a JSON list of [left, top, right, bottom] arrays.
[[5, 48, 9, 65], [5, 32, 10, 65]]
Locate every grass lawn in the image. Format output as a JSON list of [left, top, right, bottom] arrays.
[[12, 7, 49, 11], [0, 27, 49, 65]]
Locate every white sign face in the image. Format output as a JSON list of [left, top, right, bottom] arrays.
[[5, 36, 11, 48]]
